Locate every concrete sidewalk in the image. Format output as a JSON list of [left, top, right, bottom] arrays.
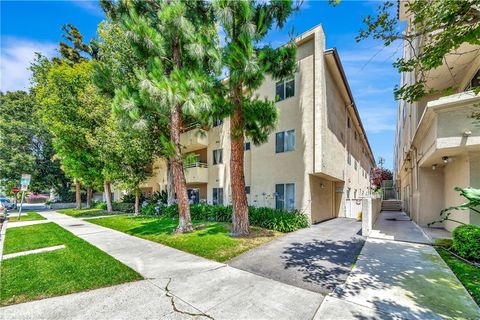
[[316, 213, 480, 319], [1, 211, 323, 320]]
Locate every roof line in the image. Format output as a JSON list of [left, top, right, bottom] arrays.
[[324, 48, 376, 166]]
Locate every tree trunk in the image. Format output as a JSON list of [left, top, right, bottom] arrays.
[[75, 180, 82, 210], [171, 104, 193, 233], [134, 190, 140, 216], [230, 101, 249, 236], [86, 186, 93, 208], [171, 38, 193, 233], [167, 160, 175, 205], [104, 180, 113, 213]]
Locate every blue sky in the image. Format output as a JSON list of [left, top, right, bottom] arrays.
[[1, 0, 401, 169]]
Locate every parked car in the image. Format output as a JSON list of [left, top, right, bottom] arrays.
[[0, 198, 15, 210]]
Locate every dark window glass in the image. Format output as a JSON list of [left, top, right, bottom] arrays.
[[275, 132, 284, 153], [275, 184, 284, 210], [285, 79, 295, 98], [465, 69, 480, 91], [213, 188, 223, 205], [276, 81, 285, 101], [244, 142, 251, 151], [213, 149, 223, 165], [347, 117, 351, 128], [213, 118, 223, 127], [285, 130, 295, 152], [245, 186, 251, 194]]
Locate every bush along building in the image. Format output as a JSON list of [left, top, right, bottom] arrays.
[[117, 25, 375, 224]]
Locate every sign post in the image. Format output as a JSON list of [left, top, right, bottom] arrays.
[[18, 174, 31, 220], [11, 187, 20, 210]]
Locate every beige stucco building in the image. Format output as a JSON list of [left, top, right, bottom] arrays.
[[394, 6, 480, 231], [130, 25, 375, 223]]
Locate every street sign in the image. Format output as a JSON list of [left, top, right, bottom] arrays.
[[21, 174, 31, 186], [21, 184, 29, 192], [11, 187, 20, 194]]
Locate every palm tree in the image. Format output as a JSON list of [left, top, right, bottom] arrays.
[[214, 0, 298, 236]]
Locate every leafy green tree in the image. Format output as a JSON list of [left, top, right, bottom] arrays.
[[33, 59, 106, 209], [357, 0, 480, 103], [102, 0, 221, 233], [0, 91, 69, 196], [214, 0, 297, 236]]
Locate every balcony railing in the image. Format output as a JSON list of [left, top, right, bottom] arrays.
[[184, 162, 208, 169]]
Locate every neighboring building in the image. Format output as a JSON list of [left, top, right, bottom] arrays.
[[130, 25, 375, 223], [394, 5, 480, 231]]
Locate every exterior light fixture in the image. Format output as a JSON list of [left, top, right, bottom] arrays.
[[432, 164, 437, 171], [442, 156, 449, 164]]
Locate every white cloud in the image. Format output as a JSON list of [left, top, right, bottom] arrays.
[[0, 37, 56, 92], [71, 0, 104, 17], [357, 105, 397, 134]]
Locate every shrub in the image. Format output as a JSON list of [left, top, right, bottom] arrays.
[[92, 201, 107, 210], [121, 193, 147, 204], [141, 203, 158, 215], [452, 224, 480, 261], [112, 202, 135, 213], [159, 204, 309, 232]]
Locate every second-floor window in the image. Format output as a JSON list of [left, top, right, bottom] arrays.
[[275, 78, 295, 101], [465, 69, 480, 91], [213, 149, 223, 165], [213, 118, 224, 127], [244, 142, 251, 151], [275, 130, 295, 153]]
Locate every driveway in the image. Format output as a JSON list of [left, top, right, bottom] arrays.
[[228, 218, 365, 294]]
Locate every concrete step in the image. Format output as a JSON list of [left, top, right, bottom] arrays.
[[381, 200, 402, 211]]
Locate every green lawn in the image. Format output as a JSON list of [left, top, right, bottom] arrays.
[[56, 208, 119, 218], [0, 222, 142, 306], [91, 216, 282, 262], [8, 211, 45, 222], [435, 239, 480, 306]]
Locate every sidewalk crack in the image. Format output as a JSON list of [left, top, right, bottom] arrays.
[[164, 278, 215, 319]]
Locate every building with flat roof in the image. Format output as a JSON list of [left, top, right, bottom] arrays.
[[125, 25, 375, 223]]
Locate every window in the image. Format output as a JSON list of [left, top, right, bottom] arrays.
[[275, 183, 295, 210], [212, 188, 223, 205], [465, 69, 480, 91], [213, 118, 224, 127], [354, 160, 358, 170], [213, 149, 223, 165], [347, 117, 351, 128], [275, 78, 295, 101], [354, 131, 358, 141], [244, 142, 251, 151], [354, 189, 357, 199], [347, 152, 351, 165], [245, 186, 251, 194], [275, 129, 295, 153], [346, 188, 351, 199]]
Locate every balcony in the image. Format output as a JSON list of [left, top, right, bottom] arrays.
[[180, 125, 208, 153], [413, 92, 480, 167], [184, 162, 209, 184]]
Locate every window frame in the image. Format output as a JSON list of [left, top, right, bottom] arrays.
[[275, 78, 295, 102], [212, 187, 224, 205], [275, 129, 295, 153], [212, 149, 223, 165], [275, 183, 295, 211]]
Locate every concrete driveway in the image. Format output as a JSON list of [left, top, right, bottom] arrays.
[[228, 218, 365, 294]]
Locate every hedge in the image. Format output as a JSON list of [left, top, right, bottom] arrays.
[[452, 224, 480, 261], [159, 204, 309, 233]]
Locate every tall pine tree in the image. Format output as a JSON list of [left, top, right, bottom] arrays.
[[102, 0, 221, 233]]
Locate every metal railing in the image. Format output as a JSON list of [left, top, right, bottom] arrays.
[[184, 161, 208, 169]]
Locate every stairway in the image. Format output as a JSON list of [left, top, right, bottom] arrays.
[[381, 199, 402, 211]]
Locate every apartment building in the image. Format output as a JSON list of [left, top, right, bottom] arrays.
[[135, 25, 375, 223], [394, 6, 480, 231]]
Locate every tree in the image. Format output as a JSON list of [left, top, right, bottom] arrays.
[[357, 0, 480, 103], [214, 0, 298, 236], [33, 59, 106, 209], [102, 0, 221, 233], [370, 167, 393, 190], [0, 91, 69, 196]]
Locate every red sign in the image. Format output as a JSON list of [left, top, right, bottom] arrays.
[[11, 187, 20, 194]]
